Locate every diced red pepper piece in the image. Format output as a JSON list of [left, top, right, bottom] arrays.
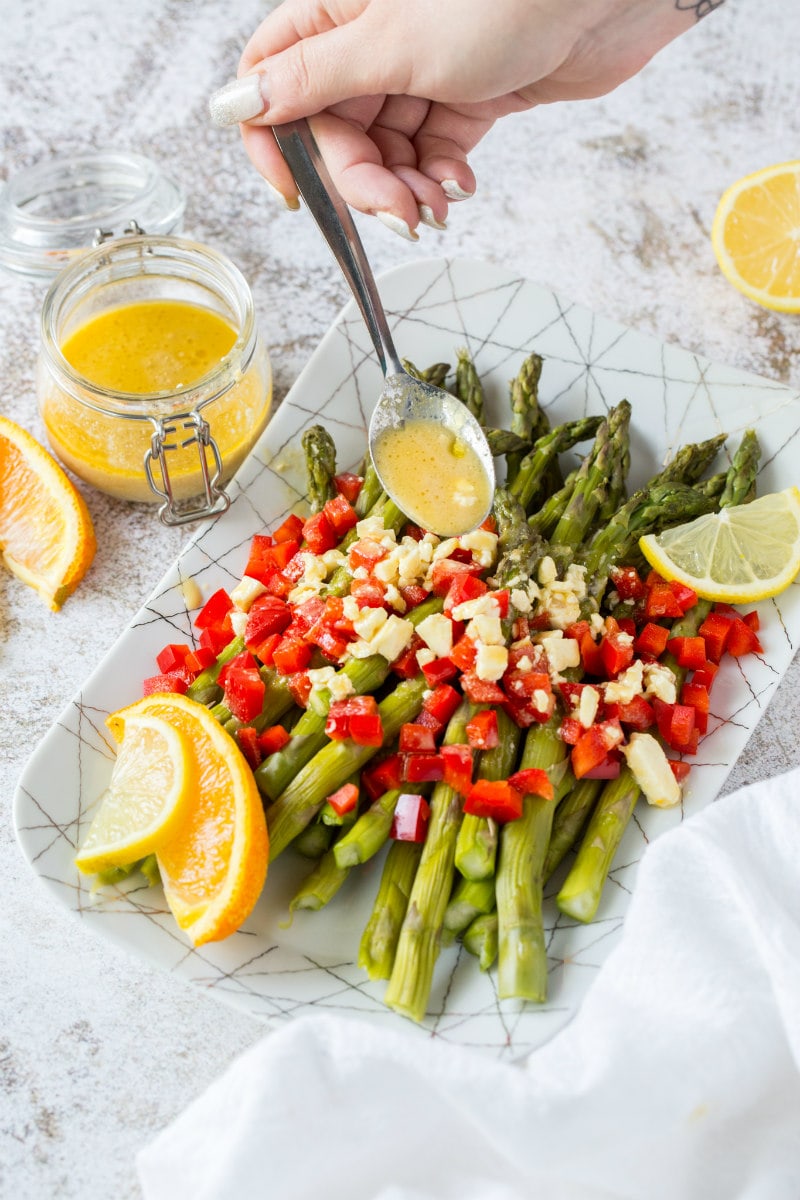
[[698, 610, 735, 662], [601, 630, 634, 678], [692, 659, 719, 691], [726, 616, 763, 657], [443, 571, 488, 612], [421, 656, 458, 687], [506, 767, 554, 800], [461, 674, 506, 705], [349, 538, 387, 572], [236, 726, 262, 770], [491, 589, 510, 619], [742, 610, 760, 632], [605, 694, 655, 730], [322, 494, 359, 537], [350, 578, 386, 609], [403, 752, 445, 782], [244, 534, 276, 585], [399, 723, 437, 753], [667, 636, 707, 671], [250, 631, 282, 667], [681, 680, 710, 714], [302, 510, 337, 554], [578, 629, 605, 676], [465, 708, 499, 750], [390, 793, 431, 842], [464, 780, 523, 823], [430, 558, 483, 597], [449, 634, 478, 673], [183, 645, 217, 675], [325, 700, 352, 741], [217, 650, 258, 688], [668, 759, 692, 782], [571, 719, 624, 779], [582, 754, 622, 780], [156, 643, 192, 674], [282, 553, 308, 584], [362, 753, 403, 801], [348, 711, 384, 746], [258, 724, 291, 755], [399, 584, 429, 610], [558, 715, 583, 745], [645, 581, 683, 620], [224, 667, 265, 723], [634, 622, 670, 658], [290, 595, 326, 634], [609, 565, 647, 601], [263, 571, 293, 600], [333, 472, 363, 504], [326, 782, 360, 817], [198, 623, 234, 656], [245, 595, 292, 647], [666, 703, 696, 750], [392, 634, 423, 680], [422, 684, 462, 726], [273, 513, 305, 544], [272, 636, 312, 675], [403, 524, 426, 542], [307, 622, 350, 663], [415, 708, 445, 734], [287, 671, 312, 708], [269, 539, 300, 570], [143, 672, 189, 696], [669, 580, 698, 613], [440, 744, 474, 794], [194, 588, 233, 630]]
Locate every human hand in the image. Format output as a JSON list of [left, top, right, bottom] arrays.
[[210, 0, 723, 239]]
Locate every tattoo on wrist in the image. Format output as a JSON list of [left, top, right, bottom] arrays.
[[675, 0, 725, 19]]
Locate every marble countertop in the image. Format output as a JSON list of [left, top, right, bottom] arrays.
[[2, 1, 799, 1195]]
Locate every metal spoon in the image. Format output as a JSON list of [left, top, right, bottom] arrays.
[[272, 119, 494, 536]]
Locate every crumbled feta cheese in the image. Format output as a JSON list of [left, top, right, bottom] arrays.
[[474, 642, 509, 682], [538, 581, 582, 630], [308, 666, 336, 687], [416, 613, 454, 659], [623, 732, 682, 808], [321, 548, 346, 570], [538, 555, 557, 586], [415, 647, 436, 668], [451, 594, 501, 622], [516, 655, 533, 673], [328, 673, 356, 701], [230, 575, 267, 612], [353, 566, 369, 580], [342, 595, 360, 622], [369, 614, 415, 662], [533, 689, 553, 715], [644, 662, 677, 705], [459, 529, 499, 568], [565, 563, 588, 598], [353, 606, 388, 642], [228, 609, 248, 638], [383, 584, 407, 613], [347, 639, 378, 659], [604, 659, 645, 705], [511, 588, 532, 614], [535, 629, 581, 676], [470, 613, 504, 646], [397, 542, 423, 587], [418, 540, 434, 564], [356, 515, 386, 539], [578, 686, 601, 728], [432, 537, 460, 561], [590, 613, 606, 635]]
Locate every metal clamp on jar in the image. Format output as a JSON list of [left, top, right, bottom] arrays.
[[0, 152, 272, 524]]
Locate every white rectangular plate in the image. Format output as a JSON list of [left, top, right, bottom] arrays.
[[14, 258, 800, 1058]]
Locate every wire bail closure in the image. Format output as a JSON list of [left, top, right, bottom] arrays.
[[144, 412, 231, 526]]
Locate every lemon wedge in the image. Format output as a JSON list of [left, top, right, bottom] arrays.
[[75, 714, 193, 874], [711, 160, 800, 313], [639, 487, 800, 603]]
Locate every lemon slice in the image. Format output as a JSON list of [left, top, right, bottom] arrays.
[[639, 487, 800, 603], [711, 160, 800, 313], [75, 715, 193, 874]]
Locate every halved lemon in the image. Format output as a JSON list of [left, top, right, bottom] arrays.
[[108, 693, 269, 946], [711, 160, 800, 312], [0, 414, 96, 609], [75, 715, 194, 874], [639, 487, 800, 604]]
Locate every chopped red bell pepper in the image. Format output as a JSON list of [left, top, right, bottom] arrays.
[[692, 659, 719, 691], [350, 578, 386, 609], [506, 767, 554, 800], [582, 754, 622, 780], [578, 629, 605, 676], [236, 726, 262, 770], [558, 715, 583, 745], [273, 636, 312, 675], [443, 571, 488, 612], [742, 610, 760, 632], [464, 780, 523, 823], [421, 656, 458, 687], [287, 671, 313, 708], [143, 672, 189, 696], [726, 616, 763, 657], [349, 538, 387, 572], [571, 719, 624, 779], [666, 636, 707, 671], [422, 684, 462, 726], [605, 694, 655, 730], [399, 723, 437, 753], [461, 674, 506, 705], [698, 610, 735, 662], [609, 565, 647, 600], [325, 700, 352, 740], [681, 680, 710, 714], [194, 588, 233, 632], [600, 630, 634, 677], [430, 558, 484, 597], [440, 744, 474, 794], [183, 645, 217, 675], [326, 782, 360, 816], [258, 724, 291, 755], [217, 650, 258, 688], [156, 643, 192, 674], [273, 513, 305, 544], [391, 634, 423, 680], [269, 539, 300, 570], [403, 752, 445, 782], [224, 666, 265, 723], [390, 793, 431, 842], [198, 623, 234, 656], [362, 752, 403, 801], [245, 595, 292, 646], [348, 707, 384, 747], [634, 622, 670, 658], [244, 534, 276, 585], [302, 510, 337, 554], [669, 580, 699, 613], [333, 472, 363, 504], [668, 759, 692, 782], [654, 700, 696, 750], [645, 581, 683, 620], [466, 708, 499, 750], [399, 584, 429, 610], [449, 635, 478, 673], [322, 494, 359, 537], [250, 632, 282, 667]]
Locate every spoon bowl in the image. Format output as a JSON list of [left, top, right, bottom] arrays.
[[272, 119, 494, 536]]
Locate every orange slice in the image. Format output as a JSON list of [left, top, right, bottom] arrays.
[[0, 414, 96, 609], [711, 160, 800, 312], [108, 693, 269, 946]]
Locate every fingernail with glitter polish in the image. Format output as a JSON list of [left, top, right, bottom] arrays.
[[441, 179, 474, 201], [209, 73, 270, 127], [375, 212, 419, 242], [419, 205, 447, 230]]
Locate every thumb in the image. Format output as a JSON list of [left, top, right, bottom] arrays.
[[210, 21, 408, 128]]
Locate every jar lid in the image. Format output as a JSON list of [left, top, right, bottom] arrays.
[[0, 150, 186, 278]]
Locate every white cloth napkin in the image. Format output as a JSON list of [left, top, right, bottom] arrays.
[[138, 767, 800, 1200]]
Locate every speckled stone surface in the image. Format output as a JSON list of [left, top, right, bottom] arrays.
[[1, 1, 799, 1196]]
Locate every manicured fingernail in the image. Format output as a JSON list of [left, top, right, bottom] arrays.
[[441, 179, 474, 200], [419, 205, 447, 230], [209, 73, 269, 126], [265, 179, 300, 211], [375, 212, 419, 242]]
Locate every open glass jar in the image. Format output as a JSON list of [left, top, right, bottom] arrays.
[[37, 232, 272, 522]]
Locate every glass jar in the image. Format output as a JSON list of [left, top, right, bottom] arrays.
[[36, 233, 272, 523]]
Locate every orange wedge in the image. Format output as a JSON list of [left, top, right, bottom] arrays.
[[711, 160, 800, 312], [108, 693, 269, 946], [0, 414, 96, 609]]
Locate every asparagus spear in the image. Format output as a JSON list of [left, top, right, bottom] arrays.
[[543, 777, 603, 880], [455, 348, 485, 424], [463, 911, 498, 971], [508, 416, 604, 513], [302, 425, 337, 513], [402, 359, 451, 389], [333, 788, 403, 868], [359, 841, 424, 980], [442, 876, 496, 942], [506, 352, 544, 485], [454, 707, 521, 880]]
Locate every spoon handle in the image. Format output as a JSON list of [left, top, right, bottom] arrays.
[[273, 119, 404, 377]]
